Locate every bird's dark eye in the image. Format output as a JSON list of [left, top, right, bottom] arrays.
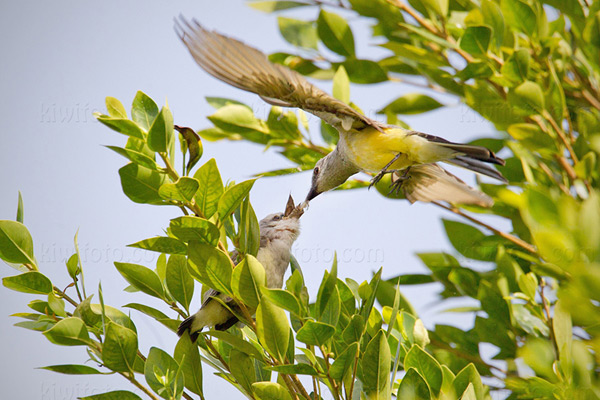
[[273, 214, 281, 221], [313, 166, 319, 174]]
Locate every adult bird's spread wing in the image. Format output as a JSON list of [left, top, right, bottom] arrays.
[[175, 17, 383, 132], [397, 164, 493, 207]]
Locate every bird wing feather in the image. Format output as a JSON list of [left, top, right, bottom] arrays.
[[398, 164, 493, 207], [175, 17, 382, 132]]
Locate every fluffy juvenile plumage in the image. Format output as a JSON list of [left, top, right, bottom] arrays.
[[177, 197, 302, 341]]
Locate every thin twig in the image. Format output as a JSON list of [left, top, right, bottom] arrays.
[[432, 202, 538, 254], [318, 346, 341, 400], [120, 372, 161, 400], [53, 285, 79, 308]]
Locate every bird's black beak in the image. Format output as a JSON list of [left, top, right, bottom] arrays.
[[305, 186, 320, 202]]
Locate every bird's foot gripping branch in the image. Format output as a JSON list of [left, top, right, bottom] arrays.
[[2, 92, 489, 400]]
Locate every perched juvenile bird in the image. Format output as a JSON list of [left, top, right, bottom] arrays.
[[175, 18, 507, 207], [178, 196, 303, 341]]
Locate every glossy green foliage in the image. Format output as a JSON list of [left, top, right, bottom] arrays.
[[3, 0, 600, 398]]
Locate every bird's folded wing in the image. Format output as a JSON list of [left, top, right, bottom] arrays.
[[397, 164, 493, 207], [175, 17, 382, 132]]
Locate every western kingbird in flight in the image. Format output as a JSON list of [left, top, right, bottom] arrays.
[[178, 196, 303, 341], [175, 18, 506, 207]]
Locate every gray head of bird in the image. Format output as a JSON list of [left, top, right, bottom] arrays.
[[259, 195, 303, 243], [305, 150, 359, 202]]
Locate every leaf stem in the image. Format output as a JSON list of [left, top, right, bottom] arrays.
[[120, 372, 161, 400], [432, 202, 538, 254]]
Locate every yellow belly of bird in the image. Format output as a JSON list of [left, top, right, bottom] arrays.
[[343, 126, 456, 173]]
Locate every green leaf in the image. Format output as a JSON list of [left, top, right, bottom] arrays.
[[501, 48, 530, 83], [206, 330, 264, 360], [317, 9, 355, 57], [459, 26, 492, 56], [252, 382, 293, 400], [166, 255, 194, 311], [278, 17, 317, 49], [118, 163, 167, 205], [261, 288, 301, 316], [80, 391, 142, 400], [584, 11, 600, 47], [248, 1, 311, 12], [217, 179, 256, 221], [453, 364, 484, 400], [193, 159, 223, 218], [0, 220, 35, 265], [106, 96, 127, 118], [231, 255, 266, 310], [158, 177, 199, 203], [341, 59, 388, 83], [48, 293, 66, 317], [330, 341, 359, 380], [123, 303, 176, 330], [147, 105, 174, 153], [267, 363, 319, 376], [420, 0, 448, 16], [174, 125, 203, 175], [114, 262, 164, 299], [174, 334, 203, 396], [169, 216, 220, 246], [208, 104, 268, 135], [333, 66, 350, 104], [362, 329, 391, 398], [443, 220, 496, 261], [102, 322, 138, 372], [296, 320, 336, 346], [187, 242, 233, 295], [43, 317, 90, 346], [404, 345, 443, 395], [342, 314, 364, 344], [95, 115, 145, 139], [40, 364, 102, 375], [229, 349, 256, 393], [397, 368, 431, 400], [16, 191, 24, 223], [238, 196, 260, 256], [256, 297, 289, 362], [553, 300, 572, 377], [3, 271, 51, 294], [106, 146, 160, 171], [509, 81, 545, 114], [501, 0, 537, 36], [131, 91, 159, 131], [379, 93, 442, 115], [128, 237, 187, 255], [461, 383, 477, 400], [517, 272, 537, 300], [481, 0, 505, 48], [145, 347, 184, 400]]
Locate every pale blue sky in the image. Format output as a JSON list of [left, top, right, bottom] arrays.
[[0, 1, 504, 399]]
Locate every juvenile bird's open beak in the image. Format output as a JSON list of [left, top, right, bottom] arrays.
[[284, 195, 304, 219]]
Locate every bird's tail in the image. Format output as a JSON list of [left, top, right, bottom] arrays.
[[437, 142, 505, 166], [177, 315, 201, 342], [410, 131, 506, 182], [447, 156, 508, 183]]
